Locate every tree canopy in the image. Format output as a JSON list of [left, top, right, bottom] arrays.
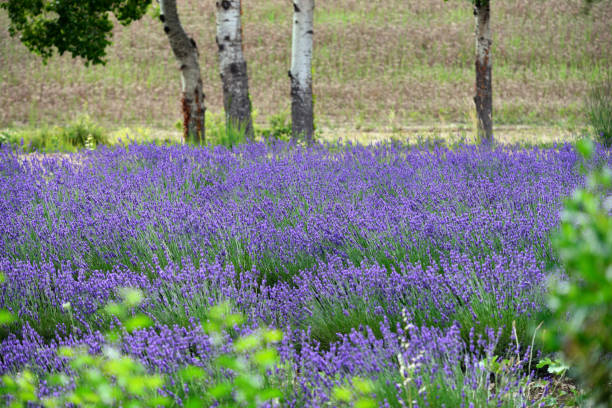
[[1, 0, 151, 65]]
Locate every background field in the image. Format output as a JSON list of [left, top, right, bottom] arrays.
[[1, 0, 611, 138]]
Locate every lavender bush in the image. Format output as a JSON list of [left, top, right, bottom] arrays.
[[0, 141, 610, 406]]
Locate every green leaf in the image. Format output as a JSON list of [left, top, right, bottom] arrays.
[[124, 314, 153, 332], [332, 386, 352, 402], [263, 329, 283, 343], [203, 320, 221, 334], [536, 357, 553, 369], [253, 348, 278, 369], [352, 377, 374, 394], [118, 287, 144, 308], [47, 373, 70, 387], [576, 138, 594, 159], [208, 382, 233, 399], [0, 310, 15, 325], [258, 387, 283, 401], [178, 365, 206, 381], [355, 398, 378, 408], [225, 313, 245, 327], [234, 334, 261, 352], [104, 302, 123, 318], [234, 373, 262, 393], [209, 302, 231, 322], [214, 355, 240, 371]]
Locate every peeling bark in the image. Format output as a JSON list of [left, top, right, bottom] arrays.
[[216, 0, 254, 139], [159, 0, 205, 144], [474, 0, 493, 144], [290, 0, 315, 145]]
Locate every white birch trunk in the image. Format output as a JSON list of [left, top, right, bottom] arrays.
[[216, 0, 253, 139], [289, 0, 315, 144], [159, 0, 205, 143]]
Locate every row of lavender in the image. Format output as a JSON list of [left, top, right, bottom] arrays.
[[0, 142, 608, 406]]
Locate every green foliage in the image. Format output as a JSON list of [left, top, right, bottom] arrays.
[[536, 357, 570, 377], [197, 303, 283, 407], [585, 73, 612, 147], [0, 288, 167, 407], [542, 138, 612, 407], [1, 0, 151, 65], [258, 111, 292, 142], [201, 112, 249, 149], [1, 115, 109, 152], [332, 376, 376, 408], [0, 273, 15, 326], [0, 290, 284, 407]]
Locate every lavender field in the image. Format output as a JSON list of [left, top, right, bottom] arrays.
[[0, 142, 609, 406]]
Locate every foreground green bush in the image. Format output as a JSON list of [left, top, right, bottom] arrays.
[[543, 139, 612, 407], [0, 290, 284, 407]]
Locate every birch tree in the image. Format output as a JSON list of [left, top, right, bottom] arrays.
[[289, 0, 315, 144], [473, 0, 493, 144], [445, 0, 493, 143], [159, 0, 206, 143], [216, 0, 254, 139]]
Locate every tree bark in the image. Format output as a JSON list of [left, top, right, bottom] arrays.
[[216, 0, 254, 139], [289, 0, 315, 145], [159, 0, 205, 144], [474, 0, 493, 144]]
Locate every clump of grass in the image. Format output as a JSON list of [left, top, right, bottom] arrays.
[[197, 111, 248, 149], [1, 114, 108, 152], [304, 295, 401, 349], [258, 110, 292, 142], [585, 73, 612, 147]]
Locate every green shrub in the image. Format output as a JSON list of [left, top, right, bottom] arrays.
[[202, 111, 249, 149], [332, 376, 376, 408], [258, 110, 292, 142], [586, 73, 612, 147], [542, 139, 612, 407], [0, 289, 284, 407], [1, 115, 108, 152]]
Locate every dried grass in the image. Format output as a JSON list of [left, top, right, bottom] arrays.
[[0, 0, 610, 131]]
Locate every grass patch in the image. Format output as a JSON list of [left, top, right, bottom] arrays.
[[0, 115, 108, 152], [586, 72, 612, 147]]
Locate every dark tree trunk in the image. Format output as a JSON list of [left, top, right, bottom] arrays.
[[474, 0, 493, 144], [290, 0, 315, 145], [159, 0, 205, 144], [216, 0, 254, 139]]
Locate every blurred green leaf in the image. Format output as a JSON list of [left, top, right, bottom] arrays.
[[118, 287, 144, 308], [0, 310, 15, 325], [209, 382, 233, 399], [332, 386, 352, 402], [104, 302, 123, 318], [178, 365, 206, 381], [235, 334, 261, 352], [253, 348, 278, 369], [576, 138, 594, 159], [355, 397, 377, 408], [263, 329, 283, 343], [124, 314, 153, 332], [214, 355, 240, 371], [258, 387, 283, 401], [352, 376, 374, 394]]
